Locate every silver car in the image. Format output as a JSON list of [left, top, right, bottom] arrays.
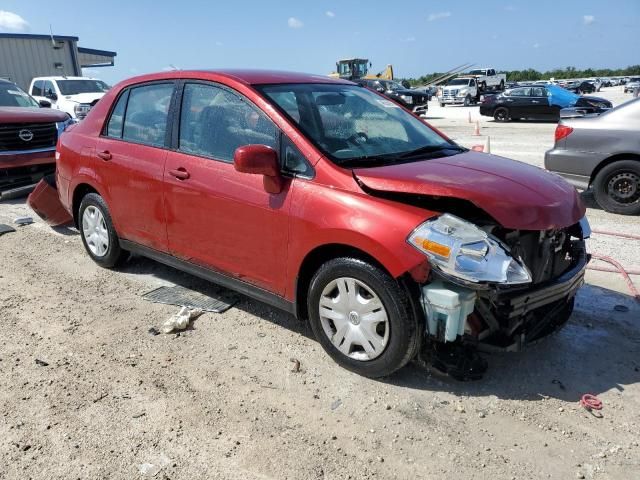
[[545, 98, 640, 215]]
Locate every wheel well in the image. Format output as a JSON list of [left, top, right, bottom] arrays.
[[295, 244, 391, 320], [589, 154, 640, 186], [71, 183, 98, 228]]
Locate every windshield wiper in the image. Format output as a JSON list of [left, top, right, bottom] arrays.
[[398, 144, 465, 159], [337, 153, 401, 168]]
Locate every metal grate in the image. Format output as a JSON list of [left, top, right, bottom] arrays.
[[142, 285, 237, 313], [0, 122, 57, 151]]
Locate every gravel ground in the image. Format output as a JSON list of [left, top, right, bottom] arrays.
[[0, 85, 639, 480]]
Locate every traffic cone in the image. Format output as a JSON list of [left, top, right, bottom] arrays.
[[468, 111, 472, 123], [471, 144, 484, 152], [483, 136, 491, 153], [473, 120, 481, 136]]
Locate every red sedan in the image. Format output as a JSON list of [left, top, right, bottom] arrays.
[[52, 70, 590, 379]]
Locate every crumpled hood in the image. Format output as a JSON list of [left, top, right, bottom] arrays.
[[354, 151, 585, 230], [62, 92, 105, 105]]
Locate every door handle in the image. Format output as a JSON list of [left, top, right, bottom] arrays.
[[169, 168, 190, 180], [97, 150, 112, 161], [532, 100, 540, 103]]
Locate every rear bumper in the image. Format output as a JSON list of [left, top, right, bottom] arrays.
[[544, 148, 601, 189], [27, 174, 73, 226], [479, 105, 494, 116]]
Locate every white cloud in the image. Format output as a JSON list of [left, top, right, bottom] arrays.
[[0, 10, 29, 31], [583, 15, 595, 25], [505, 5, 516, 11], [215, 41, 223, 46], [533, 43, 540, 48], [402, 36, 416, 42], [326, 11, 335, 18], [428, 11, 451, 21], [288, 17, 304, 29]]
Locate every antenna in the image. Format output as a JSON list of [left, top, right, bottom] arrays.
[[49, 25, 56, 47]]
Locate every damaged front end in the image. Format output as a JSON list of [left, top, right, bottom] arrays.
[[411, 214, 590, 380]]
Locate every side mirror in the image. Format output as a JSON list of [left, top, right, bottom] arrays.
[[39, 99, 51, 108], [233, 144, 283, 194], [46, 91, 58, 101]]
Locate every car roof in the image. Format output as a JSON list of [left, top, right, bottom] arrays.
[[119, 70, 353, 87], [32, 76, 99, 81]]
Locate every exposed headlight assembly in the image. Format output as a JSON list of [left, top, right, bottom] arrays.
[[408, 214, 532, 285]]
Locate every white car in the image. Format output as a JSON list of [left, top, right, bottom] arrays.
[[29, 76, 110, 120]]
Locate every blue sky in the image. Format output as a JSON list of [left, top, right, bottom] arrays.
[[1, 0, 638, 84]]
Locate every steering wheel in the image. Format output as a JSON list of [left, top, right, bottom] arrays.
[[347, 132, 369, 145]]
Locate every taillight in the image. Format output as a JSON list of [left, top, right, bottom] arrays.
[[554, 124, 574, 142]]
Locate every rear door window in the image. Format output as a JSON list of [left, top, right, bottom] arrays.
[[178, 83, 277, 162], [122, 83, 174, 147]]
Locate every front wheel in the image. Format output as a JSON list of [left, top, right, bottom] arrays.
[[592, 160, 640, 215], [493, 107, 509, 122], [79, 193, 129, 267], [439, 102, 445, 108], [307, 258, 421, 378], [463, 95, 471, 107]]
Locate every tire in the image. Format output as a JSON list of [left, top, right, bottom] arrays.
[[307, 258, 421, 378], [499, 80, 504, 91], [480, 82, 487, 91], [463, 95, 471, 107], [592, 160, 640, 215], [439, 102, 445, 108], [78, 193, 129, 267], [493, 107, 509, 122]]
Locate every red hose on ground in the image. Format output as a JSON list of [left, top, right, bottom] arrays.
[[589, 254, 640, 301], [585, 229, 640, 302], [580, 394, 603, 411], [591, 229, 640, 241]]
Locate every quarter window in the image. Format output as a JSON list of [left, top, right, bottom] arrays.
[[122, 83, 174, 147], [106, 91, 129, 138], [178, 83, 277, 162]]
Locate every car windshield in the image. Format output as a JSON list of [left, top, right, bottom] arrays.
[[447, 79, 470, 86], [258, 83, 462, 167], [0, 82, 40, 107], [57, 79, 110, 95]]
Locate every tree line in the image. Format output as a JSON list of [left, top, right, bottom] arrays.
[[407, 65, 640, 85]]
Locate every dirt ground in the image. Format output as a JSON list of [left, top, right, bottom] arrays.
[[1, 87, 639, 480]]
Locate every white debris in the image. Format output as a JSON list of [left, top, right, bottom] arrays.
[[139, 453, 171, 476], [161, 306, 204, 334]]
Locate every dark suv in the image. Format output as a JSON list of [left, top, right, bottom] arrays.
[[356, 79, 429, 116]]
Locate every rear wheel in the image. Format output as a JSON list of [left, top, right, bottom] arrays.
[[493, 107, 509, 122], [463, 95, 471, 107], [79, 193, 128, 267], [439, 102, 445, 108], [499, 80, 504, 91], [307, 258, 420, 378], [592, 160, 640, 215]]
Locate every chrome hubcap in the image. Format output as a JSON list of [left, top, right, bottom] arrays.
[[82, 206, 109, 257], [319, 277, 389, 361]]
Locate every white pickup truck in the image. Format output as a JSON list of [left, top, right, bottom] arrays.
[[438, 77, 479, 107], [467, 68, 506, 92], [29, 76, 110, 120]]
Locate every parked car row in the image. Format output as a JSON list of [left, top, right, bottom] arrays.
[[26, 69, 593, 380], [479, 84, 612, 122]]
